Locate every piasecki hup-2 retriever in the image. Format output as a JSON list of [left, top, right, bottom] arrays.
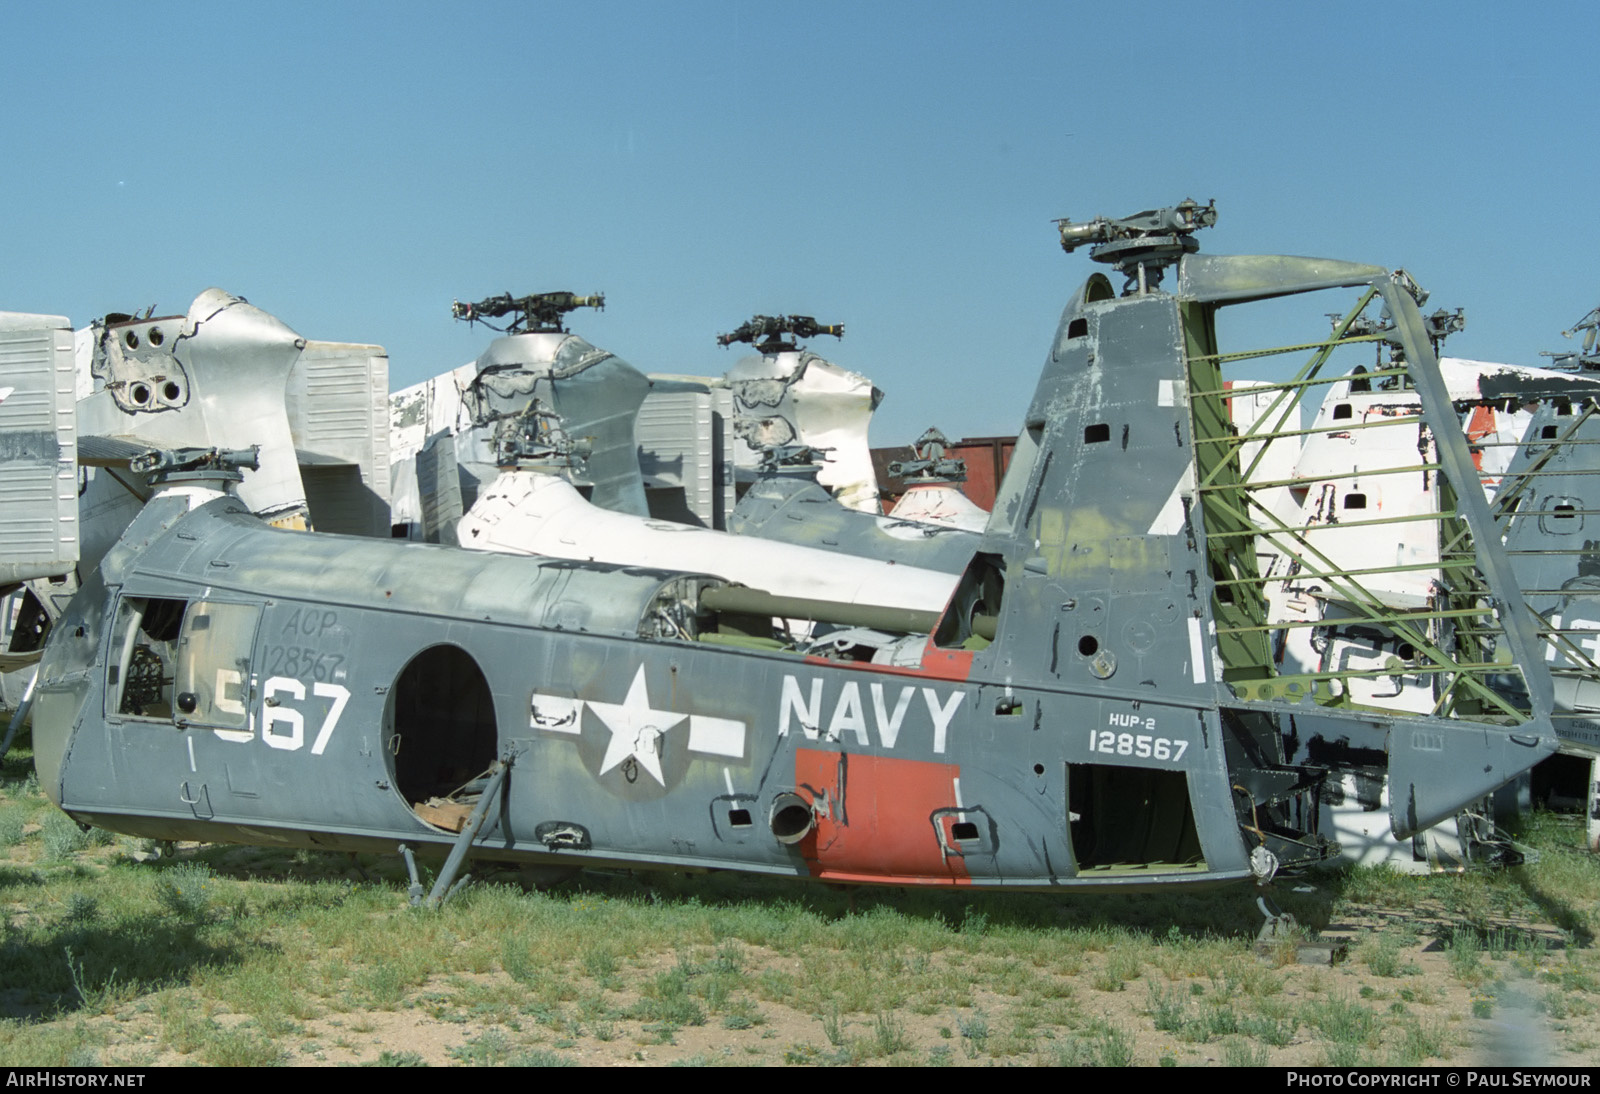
[[24, 202, 1562, 906]]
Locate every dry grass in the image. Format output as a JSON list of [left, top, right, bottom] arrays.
[[3, 739, 1598, 1066]]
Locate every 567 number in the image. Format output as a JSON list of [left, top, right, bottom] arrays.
[[1089, 730, 1188, 762], [213, 670, 350, 755]]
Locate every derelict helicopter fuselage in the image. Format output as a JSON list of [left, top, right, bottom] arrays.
[[28, 207, 1561, 894]]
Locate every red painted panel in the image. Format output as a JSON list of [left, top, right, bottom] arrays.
[[1464, 403, 1496, 472], [918, 639, 974, 679], [801, 641, 973, 682], [794, 749, 970, 884]]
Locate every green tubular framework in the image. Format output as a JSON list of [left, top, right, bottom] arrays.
[[1179, 286, 1533, 722]]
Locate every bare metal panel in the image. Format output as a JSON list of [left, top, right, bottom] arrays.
[[636, 388, 735, 528], [0, 313, 76, 583], [76, 290, 307, 523], [416, 431, 462, 543], [300, 465, 386, 538], [287, 341, 391, 536]]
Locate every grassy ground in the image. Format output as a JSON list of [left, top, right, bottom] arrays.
[[3, 737, 1597, 1066]]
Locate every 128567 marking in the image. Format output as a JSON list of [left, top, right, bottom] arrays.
[[1089, 729, 1188, 762]]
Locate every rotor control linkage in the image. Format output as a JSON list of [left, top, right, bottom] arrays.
[[887, 427, 967, 483], [495, 398, 593, 469], [1056, 197, 1217, 294], [130, 445, 261, 483], [451, 291, 605, 334], [1544, 301, 1600, 371], [717, 314, 843, 354], [756, 442, 833, 472]]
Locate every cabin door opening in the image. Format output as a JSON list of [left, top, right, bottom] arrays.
[[1066, 763, 1203, 871], [387, 645, 498, 829]]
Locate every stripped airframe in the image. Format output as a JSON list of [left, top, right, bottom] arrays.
[[11, 203, 1570, 908]]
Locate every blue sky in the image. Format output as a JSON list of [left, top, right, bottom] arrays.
[[4, 1, 1595, 443]]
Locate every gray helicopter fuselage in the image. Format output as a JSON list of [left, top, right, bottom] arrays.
[[29, 230, 1563, 894], [33, 489, 1252, 889]]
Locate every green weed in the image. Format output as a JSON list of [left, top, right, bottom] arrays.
[[1390, 1019, 1448, 1065], [153, 862, 214, 919], [201, 1025, 286, 1067], [631, 966, 706, 1027], [1146, 980, 1186, 1032], [61, 894, 99, 926], [1091, 948, 1142, 991], [1221, 1037, 1268, 1066], [509, 1049, 576, 1066], [62, 948, 125, 1016], [1052, 1023, 1134, 1067], [449, 1029, 513, 1066], [583, 944, 620, 988], [957, 1010, 989, 1057], [1361, 931, 1421, 978], [353, 964, 406, 1010], [39, 813, 88, 859], [155, 993, 216, 1055], [1240, 1011, 1299, 1046], [1306, 996, 1379, 1046], [1322, 1042, 1364, 1067], [0, 805, 27, 847], [873, 1011, 912, 1056], [362, 1051, 427, 1066], [821, 1004, 844, 1046]]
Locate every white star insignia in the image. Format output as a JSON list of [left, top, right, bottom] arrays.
[[586, 666, 686, 786]]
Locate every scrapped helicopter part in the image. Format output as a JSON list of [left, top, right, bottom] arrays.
[[726, 453, 978, 574], [455, 469, 961, 613], [887, 483, 991, 532], [451, 291, 605, 335], [399, 843, 425, 906], [1056, 197, 1216, 294], [0, 670, 36, 764], [1494, 396, 1600, 755], [885, 428, 991, 532], [633, 378, 737, 529], [0, 297, 385, 714], [716, 314, 844, 354], [718, 320, 881, 515], [887, 428, 967, 484], [1251, 896, 1346, 964], [80, 290, 390, 539], [390, 313, 650, 539], [397, 307, 880, 535], [493, 398, 593, 471], [756, 442, 833, 474], [1423, 309, 1467, 354], [1328, 299, 1465, 363], [424, 754, 516, 909], [130, 445, 260, 483], [1218, 300, 1600, 869], [1021, 200, 1553, 843], [1214, 328, 1600, 871], [0, 311, 77, 587], [1487, 394, 1600, 852], [1542, 301, 1600, 372], [26, 208, 1559, 898]]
